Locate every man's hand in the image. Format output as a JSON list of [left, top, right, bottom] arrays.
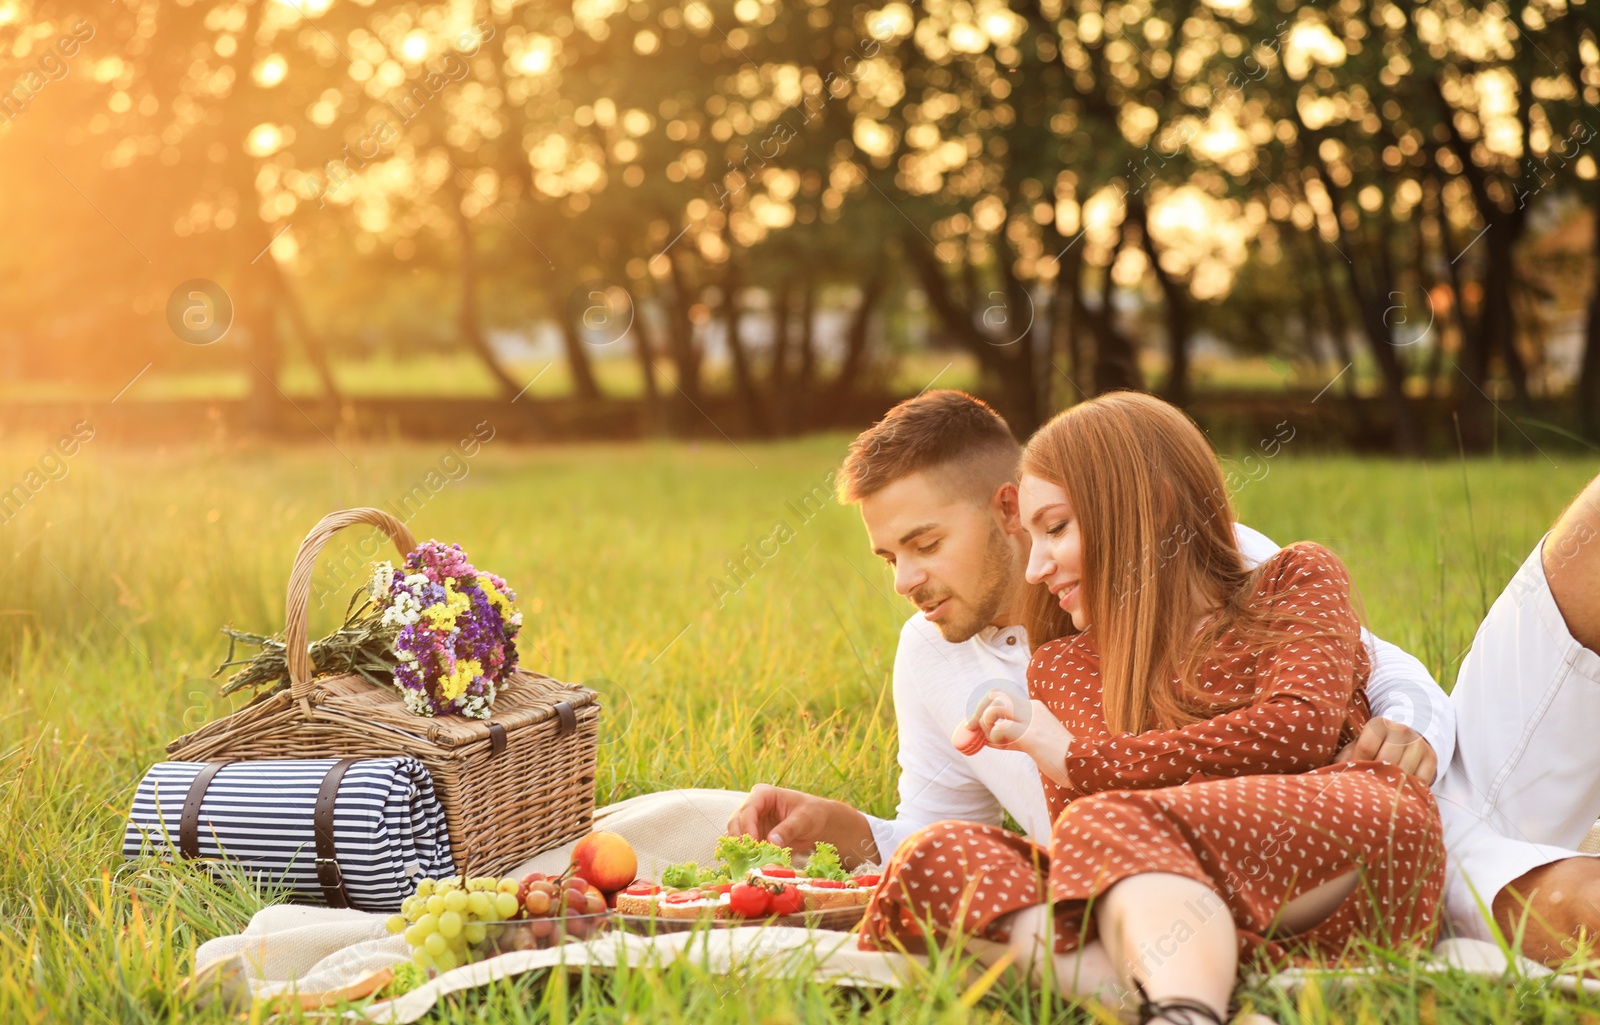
[[725, 784, 880, 868], [1333, 716, 1438, 785]]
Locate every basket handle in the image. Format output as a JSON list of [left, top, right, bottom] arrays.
[[285, 508, 417, 703]]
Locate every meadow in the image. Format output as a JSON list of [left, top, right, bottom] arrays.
[[0, 430, 1596, 1024]]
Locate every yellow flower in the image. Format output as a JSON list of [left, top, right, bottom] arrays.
[[440, 658, 482, 700], [478, 575, 518, 624], [420, 579, 472, 631]]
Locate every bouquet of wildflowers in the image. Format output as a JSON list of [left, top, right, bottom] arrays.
[[368, 541, 523, 718], [213, 540, 523, 720]]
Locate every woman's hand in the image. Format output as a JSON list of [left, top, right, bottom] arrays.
[[950, 690, 1076, 788]]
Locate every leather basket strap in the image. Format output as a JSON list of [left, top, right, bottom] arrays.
[[314, 757, 361, 909], [553, 701, 576, 736], [179, 761, 235, 860]]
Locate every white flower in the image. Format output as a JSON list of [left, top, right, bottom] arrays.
[[400, 687, 434, 716], [368, 562, 395, 601]]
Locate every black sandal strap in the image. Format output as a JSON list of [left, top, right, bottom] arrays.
[[1133, 979, 1227, 1025]]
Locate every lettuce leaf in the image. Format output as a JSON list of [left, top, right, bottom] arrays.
[[714, 835, 791, 880], [660, 861, 725, 889], [801, 841, 849, 881]]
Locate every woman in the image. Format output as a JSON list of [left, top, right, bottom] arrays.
[[855, 393, 1445, 1024]]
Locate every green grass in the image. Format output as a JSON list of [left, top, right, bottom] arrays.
[[0, 433, 1597, 1023]]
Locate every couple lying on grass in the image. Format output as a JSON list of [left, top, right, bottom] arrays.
[[727, 389, 1600, 1025]]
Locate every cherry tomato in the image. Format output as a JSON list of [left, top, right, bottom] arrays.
[[768, 884, 805, 916], [761, 865, 797, 878], [729, 882, 772, 918]]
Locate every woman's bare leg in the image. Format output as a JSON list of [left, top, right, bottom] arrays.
[[963, 906, 1126, 1006], [967, 871, 1357, 1022], [1098, 873, 1237, 1021]]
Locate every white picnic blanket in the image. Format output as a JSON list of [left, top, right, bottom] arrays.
[[189, 788, 925, 1021], [187, 788, 1600, 1021]]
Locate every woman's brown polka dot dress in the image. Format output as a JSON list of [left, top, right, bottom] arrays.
[[856, 542, 1446, 967]]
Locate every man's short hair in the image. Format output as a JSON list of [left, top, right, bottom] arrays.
[[836, 390, 1021, 505]]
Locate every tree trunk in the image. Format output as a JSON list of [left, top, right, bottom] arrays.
[[1302, 231, 1358, 397], [719, 232, 765, 434], [267, 261, 341, 404], [663, 248, 703, 411], [1579, 188, 1600, 440], [767, 285, 794, 434], [768, 285, 792, 391], [1130, 198, 1191, 407], [796, 279, 817, 392], [447, 175, 520, 400], [238, 270, 283, 431], [830, 269, 889, 398], [556, 286, 604, 401], [1456, 226, 1520, 448], [1079, 226, 1141, 394]]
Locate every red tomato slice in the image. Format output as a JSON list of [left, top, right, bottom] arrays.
[[625, 883, 662, 896], [807, 879, 847, 889], [761, 866, 796, 878], [851, 875, 881, 888], [713, 883, 733, 894]]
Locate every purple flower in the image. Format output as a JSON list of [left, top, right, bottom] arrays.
[[374, 541, 524, 718]]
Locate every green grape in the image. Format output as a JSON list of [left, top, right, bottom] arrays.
[[438, 911, 463, 939], [411, 948, 433, 970], [463, 923, 487, 945], [416, 879, 435, 898], [442, 889, 467, 913], [385, 914, 407, 935], [432, 949, 458, 973], [415, 912, 438, 936], [496, 878, 520, 895], [493, 892, 520, 919], [403, 924, 427, 948], [425, 895, 445, 917], [424, 932, 447, 957], [466, 892, 492, 918], [400, 896, 419, 920]]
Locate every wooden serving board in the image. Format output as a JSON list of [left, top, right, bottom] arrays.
[[614, 905, 866, 933]]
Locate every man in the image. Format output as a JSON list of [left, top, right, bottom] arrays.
[[1432, 474, 1600, 960], [728, 391, 1451, 884]]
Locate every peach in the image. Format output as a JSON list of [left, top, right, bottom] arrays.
[[569, 831, 638, 893]]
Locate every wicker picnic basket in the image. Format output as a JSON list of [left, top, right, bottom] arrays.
[[165, 508, 600, 877]]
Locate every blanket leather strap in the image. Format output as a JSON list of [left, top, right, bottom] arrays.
[[179, 760, 235, 860], [313, 757, 360, 909]]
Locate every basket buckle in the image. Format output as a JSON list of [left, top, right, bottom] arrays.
[[315, 857, 344, 889]]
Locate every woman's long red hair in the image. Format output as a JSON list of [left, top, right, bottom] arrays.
[[1020, 392, 1361, 735]]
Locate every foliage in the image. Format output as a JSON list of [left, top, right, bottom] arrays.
[[0, 434, 1595, 1022]]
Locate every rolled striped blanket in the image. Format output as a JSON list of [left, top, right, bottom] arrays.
[[122, 757, 453, 912]]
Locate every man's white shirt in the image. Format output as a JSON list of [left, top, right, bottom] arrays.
[[862, 522, 1457, 864]]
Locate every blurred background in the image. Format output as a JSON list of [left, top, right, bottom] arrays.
[[0, 0, 1594, 454]]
